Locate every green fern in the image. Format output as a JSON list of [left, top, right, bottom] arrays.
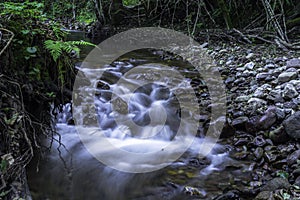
[[44, 40, 96, 62]]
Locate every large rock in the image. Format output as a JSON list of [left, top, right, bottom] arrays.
[[258, 107, 277, 130], [261, 177, 290, 191], [287, 58, 300, 69], [283, 111, 300, 139], [278, 71, 298, 83], [232, 116, 249, 130], [254, 191, 273, 200], [282, 83, 298, 100]]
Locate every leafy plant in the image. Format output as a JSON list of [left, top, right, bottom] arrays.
[[276, 170, 289, 179], [44, 40, 96, 62]]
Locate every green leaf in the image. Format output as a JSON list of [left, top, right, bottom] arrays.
[[0, 160, 8, 171], [21, 30, 30, 35], [26, 47, 37, 54], [276, 171, 289, 179]]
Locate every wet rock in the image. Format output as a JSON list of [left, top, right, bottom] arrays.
[[235, 95, 250, 102], [245, 116, 260, 133], [287, 58, 300, 69], [248, 98, 267, 108], [258, 107, 277, 130], [278, 71, 298, 83], [253, 135, 267, 147], [246, 53, 254, 59], [292, 168, 300, 178], [264, 150, 278, 163], [295, 176, 300, 187], [97, 81, 110, 90], [272, 159, 287, 169], [220, 121, 235, 138], [268, 126, 289, 144], [267, 89, 284, 103], [283, 101, 297, 109], [183, 186, 206, 197], [283, 111, 300, 139], [275, 108, 286, 120], [254, 147, 264, 160], [282, 83, 298, 100], [225, 76, 235, 84], [214, 190, 240, 200], [261, 177, 291, 191], [256, 73, 270, 81], [245, 62, 255, 70], [111, 96, 128, 114], [287, 150, 300, 165], [101, 70, 122, 84], [232, 116, 249, 130], [234, 138, 249, 146], [254, 191, 273, 200]]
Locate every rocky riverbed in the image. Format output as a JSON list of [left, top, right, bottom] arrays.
[[206, 43, 300, 199]]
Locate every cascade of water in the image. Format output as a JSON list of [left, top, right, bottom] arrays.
[[28, 60, 235, 200]]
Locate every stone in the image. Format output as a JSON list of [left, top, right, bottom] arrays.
[[256, 73, 270, 81], [275, 108, 286, 120], [283, 111, 300, 139], [246, 53, 254, 59], [283, 101, 297, 109], [265, 63, 276, 69], [111, 96, 128, 114], [214, 190, 240, 200], [295, 176, 300, 187], [287, 58, 300, 69], [264, 150, 278, 163], [236, 95, 250, 102], [269, 126, 289, 144], [225, 76, 235, 84], [254, 147, 264, 160], [278, 71, 298, 83], [253, 135, 267, 147], [261, 177, 290, 191], [282, 83, 298, 99], [253, 88, 265, 98], [232, 116, 249, 130], [248, 98, 267, 107], [220, 121, 235, 138], [258, 107, 277, 130], [255, 191, 273, 200], [267, 89, 284, 103], [245, 61, 255, 70], [287, 150, 300, 165]]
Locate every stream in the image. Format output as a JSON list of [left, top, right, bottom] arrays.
[[27, 45, 251, 199]]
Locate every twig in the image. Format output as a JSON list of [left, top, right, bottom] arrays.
[[0, 28, 14, 56], [232, 28, 252, 44]]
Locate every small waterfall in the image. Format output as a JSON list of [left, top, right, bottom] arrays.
[[28, 59, 236, 200]]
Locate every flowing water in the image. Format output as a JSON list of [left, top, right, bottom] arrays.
[[27, 49, 251, 199]]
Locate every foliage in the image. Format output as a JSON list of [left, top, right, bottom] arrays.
[[123, 0, 140, 6], [44, 40, 96, 62]]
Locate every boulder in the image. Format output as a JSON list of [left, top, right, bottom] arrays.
[[283, 111, 300, 139]]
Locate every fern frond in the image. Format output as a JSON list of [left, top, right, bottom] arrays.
[[44, 40, 62, 62], [67, 40, 96, 47], [44, 40, 96, 62]]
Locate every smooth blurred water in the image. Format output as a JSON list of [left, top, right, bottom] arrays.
[[27, 49, 249, 200]]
